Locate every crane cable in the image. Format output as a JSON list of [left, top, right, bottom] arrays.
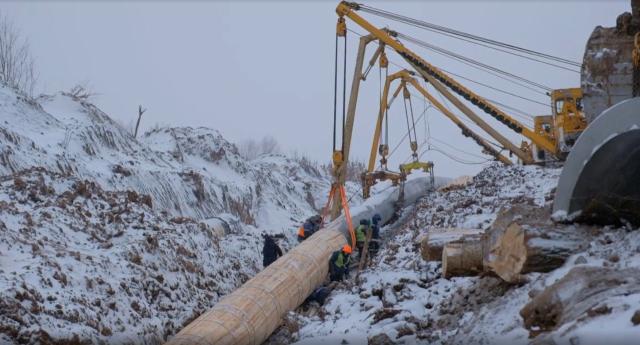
[[383, 68, 389, 149], [427, 82, 508, 150], [378, 60, 390, 170], [408, 93, 418, 146], [423, 83, 432, 150], [342, 30, 347, 151], [430, 136, 492, 160], [387, 104, 429, 160], [357, 4, 582, 67], [349, 28, 549, 112], [393, 20, 580, 73], [402, 89, 419, 159], [386, 58, 548, 109], [400, 137, 492, 165], [423, 146, 493, 165], [384, 84, 499, 166], [387, 56, 537, 134], [411, 137, 493, 165], [332, 34, 339, 152], [436, 66, 549, 107], [332, 28, 348, 153], [396, 32, 553, 92]]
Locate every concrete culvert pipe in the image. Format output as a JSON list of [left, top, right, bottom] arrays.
[[553, 98, 640, 225], [165, 176, 440, 345]]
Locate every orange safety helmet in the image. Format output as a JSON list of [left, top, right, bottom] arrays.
[[342, 244, 352, 254]]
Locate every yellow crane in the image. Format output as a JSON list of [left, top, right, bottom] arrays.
[[360, 69, 435, 199], [367, 69, 512, 169], [328, 1, 588, 210], [361, 69, 513, 198], [335, 1, 587, 165]]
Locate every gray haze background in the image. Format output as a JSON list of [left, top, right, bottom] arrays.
[[0, 1, 628, 177]]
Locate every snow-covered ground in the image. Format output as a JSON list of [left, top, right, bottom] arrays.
[[0, 84, 360, 344], [2, 81, 639, 345], [286, 164, 640, 345], [0, 169, 260, 344], [0, 85, 358, 231]]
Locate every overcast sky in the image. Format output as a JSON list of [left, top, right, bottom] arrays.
[[1, 1, 629, 177]]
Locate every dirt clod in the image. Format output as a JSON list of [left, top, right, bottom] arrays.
[[368, 333, 395, 345], [632, 310, 640, 326], [372, 308, 401, 324]]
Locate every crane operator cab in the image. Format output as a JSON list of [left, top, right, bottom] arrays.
[[529, 88, 587, 162], [551, 88, 587, 154]]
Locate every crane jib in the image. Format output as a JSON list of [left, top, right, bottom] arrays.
[[399, 51, 523, 134], [337, 1, 562, 160]]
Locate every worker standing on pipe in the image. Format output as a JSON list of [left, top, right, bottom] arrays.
[[262, 233, 283, 268], [329, 245, 352, 281]]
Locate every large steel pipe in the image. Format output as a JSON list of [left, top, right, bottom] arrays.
[[553, 98, 640, 225], [165, 177, 435, 345]]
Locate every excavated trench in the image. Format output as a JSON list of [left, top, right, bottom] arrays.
[[165, 177, 436, 345], [164, 101, 640, 345]]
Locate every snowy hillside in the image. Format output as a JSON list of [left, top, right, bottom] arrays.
[[0, 86, 345, 230], [278, 164, 640, 345], [0, 169, 259, 344], [0, 84, 358, 344]]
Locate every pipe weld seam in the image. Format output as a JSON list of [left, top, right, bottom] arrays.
[[213, 303, 258, 345], [245, 283, 285, 317]]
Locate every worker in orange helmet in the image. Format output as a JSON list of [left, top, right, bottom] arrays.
[[329, 244, 352, 282], [297, 215, 322, 242]]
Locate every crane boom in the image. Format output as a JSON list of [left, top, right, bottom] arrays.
[[404, 75, 513, 165], [330, 33, 377, 219], [367, 70, 512, 170], [368, 70, 404, 172], [336, 1, 558, 162]]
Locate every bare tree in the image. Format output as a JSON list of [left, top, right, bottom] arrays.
[[259, 136, 281, 155], [65, 83, 96, 100], [134, 105, 146, 138], [0, 14, 37, 96], [239, 135, 282, 160]]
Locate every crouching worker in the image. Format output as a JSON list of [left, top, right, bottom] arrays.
[[297, 215, 322, 242], [262, 233, 283, 268], [329, 244, 352, 282], [306, 286, 333, 306]]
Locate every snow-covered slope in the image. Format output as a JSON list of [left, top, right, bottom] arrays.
[[0, 169, 259, 344], [0, 87, 340, 230], [285, 164, 640, 345], [0, 84, 358, 344]]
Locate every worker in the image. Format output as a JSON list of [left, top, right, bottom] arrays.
[[297, 218, 314, 242], [297, 215, 322, 242], [262, 233, 283, 268], [297, 225, 306, 242], [310, 214, 323, 229], [329, 244, 352, 281], [369, 213, 382, 256], [355, 219, 370, 254], [305, 286, 333, 306]]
